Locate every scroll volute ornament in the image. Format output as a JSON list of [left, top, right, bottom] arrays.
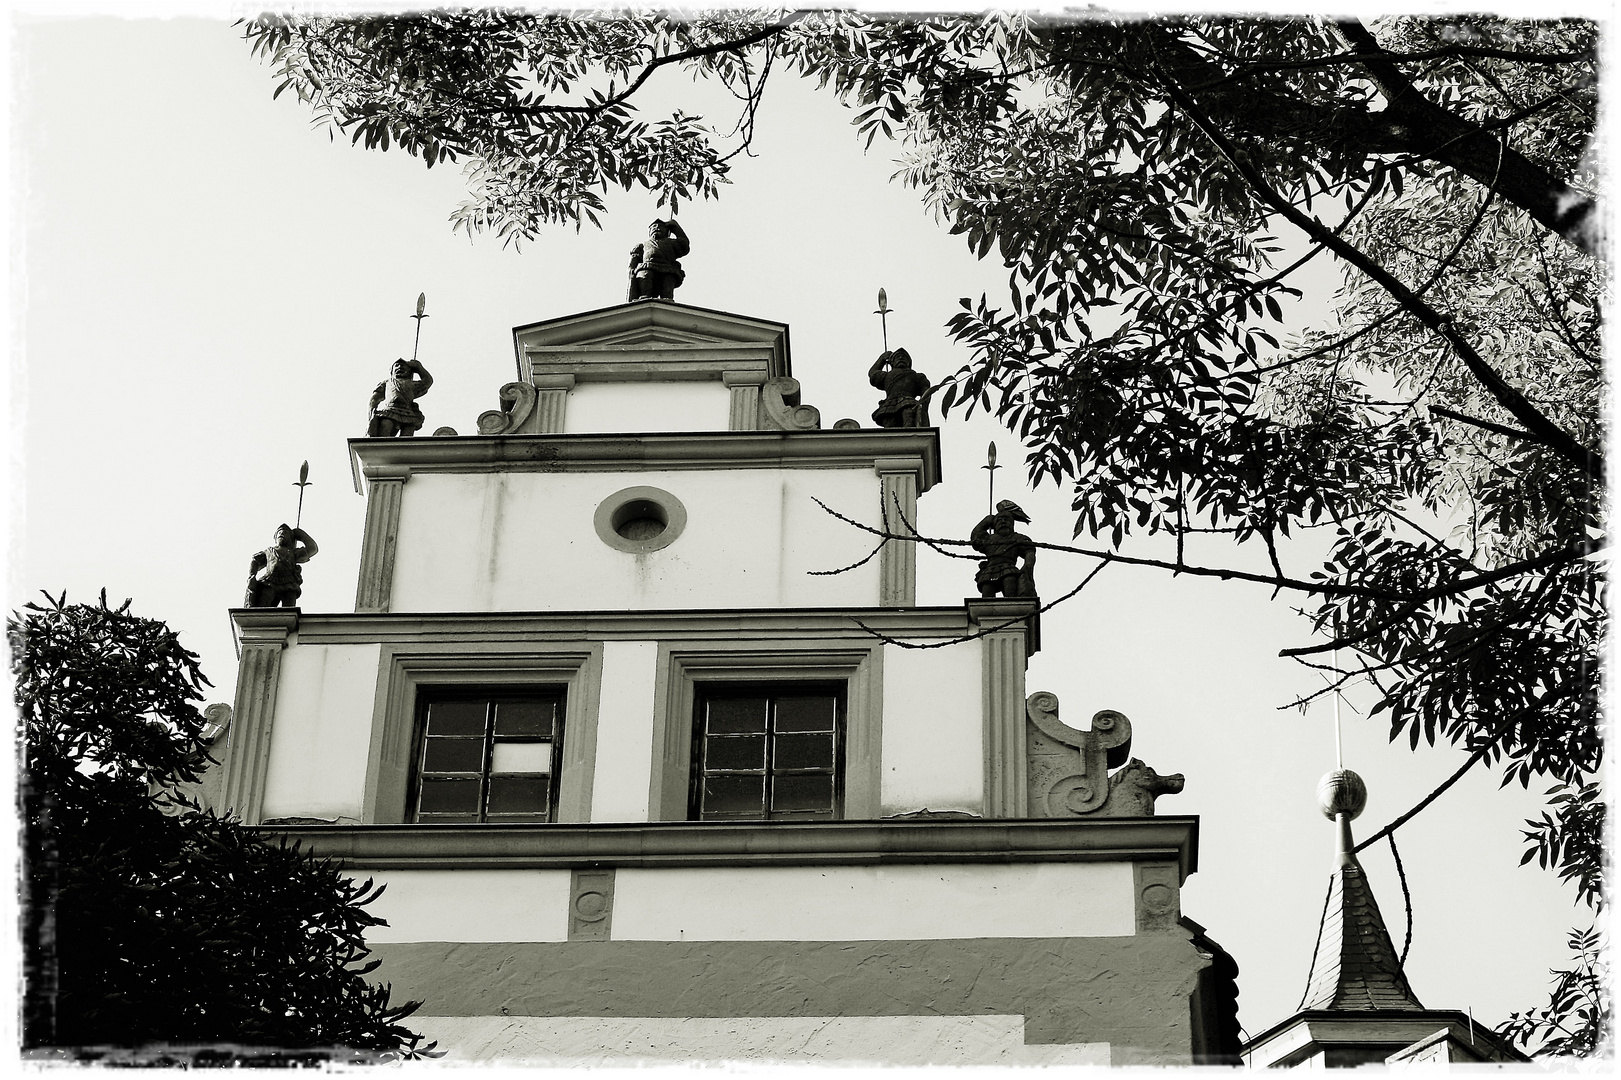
[[477, 382, 539, 435], [761, 377, 822, 430], [1025, 692, 1132, 816]]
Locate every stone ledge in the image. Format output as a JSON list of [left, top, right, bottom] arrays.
[[252, 605, 986, 645], [348, 428, 943, 492], [266, 817, 1198, 876]]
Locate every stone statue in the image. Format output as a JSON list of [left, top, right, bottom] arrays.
[[868, 348, 932, 428], [244, 524, 318, 608], [971, 499, 1037, 598], [627, 219, 689, 302], [367, 358, 434, 437], [1098, 759, 1186, 817]]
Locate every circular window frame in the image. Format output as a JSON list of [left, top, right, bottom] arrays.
[[593, 485, 688, 554]]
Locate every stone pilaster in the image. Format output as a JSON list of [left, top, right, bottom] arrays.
[[355, 466, 408, 613], [875, 457, 922, 607], [968, 598, 1041, 818], [220, 609, 298, 825], [723, 370, 765, 430], [532, 374, 575, 434]]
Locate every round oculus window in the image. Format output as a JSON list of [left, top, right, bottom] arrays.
[[594, 486, 687, 553]]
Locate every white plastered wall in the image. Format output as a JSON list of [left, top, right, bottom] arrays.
[[563, 383, 731, 434], [589, 641, 659, 822], [613, 863, 1135, 940], [881, 641, 984, 815], [356, 863, 1135, 944], [390, 467, 883, 611], [360, 870, 573, 943], [260, 642, 382, 822]]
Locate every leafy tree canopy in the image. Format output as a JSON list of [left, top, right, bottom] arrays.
[[13, 591, 430, 1061], [242, 9, 1605, 1054]]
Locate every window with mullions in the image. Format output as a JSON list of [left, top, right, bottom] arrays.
[[691, 686, 843, 821], [411, 692, 564, 823]]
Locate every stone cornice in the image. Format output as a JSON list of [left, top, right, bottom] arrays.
[[231, 608, 299, 646], [348, 429, 942, 492], [264, 817, 1199, 877], [237, 605, 983, 645]]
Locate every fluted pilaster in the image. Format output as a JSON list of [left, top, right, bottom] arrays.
[[875, 457, 922, 607], [355, 468, 407, 613], [220, 610, 297, 824], [531, 374, 575, 434], [968, 598, 1041, 818], [724, 370, 765, 430]]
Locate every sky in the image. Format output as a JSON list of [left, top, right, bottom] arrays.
[[6, 8, 1597, 1047]]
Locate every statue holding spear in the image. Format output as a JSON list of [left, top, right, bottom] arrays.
[[367, 293, 435, 437], [244, 462, 319, 608], [867, 289, 933, 428]]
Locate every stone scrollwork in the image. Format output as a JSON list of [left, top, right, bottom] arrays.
[[477, 381, 539, 435], [1025, 692, 1183, 818], [762, 376, 823, 431]]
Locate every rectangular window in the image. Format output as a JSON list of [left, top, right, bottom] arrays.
[[411, 691, 564, 823], [691, 685, 843, 821]]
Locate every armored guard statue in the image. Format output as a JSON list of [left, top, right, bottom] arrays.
[[971, 500, 1037, 598], [868, 348, 931, 428], [367, 358, 434, 437], [244, 524, 319, 608], [628, 219, 690, 302]]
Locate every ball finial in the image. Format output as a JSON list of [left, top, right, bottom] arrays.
[[1317, 768, 1367, 820]]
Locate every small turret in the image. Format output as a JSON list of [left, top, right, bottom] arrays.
[[1241, 769, 1529, 1067]]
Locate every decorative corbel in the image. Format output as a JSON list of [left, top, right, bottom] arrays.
[[762, 377, 822, 430], [477, 381, 539, 435]]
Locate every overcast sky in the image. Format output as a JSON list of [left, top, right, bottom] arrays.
[[7, 9, 1592, 1042]]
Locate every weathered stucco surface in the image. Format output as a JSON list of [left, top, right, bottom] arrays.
[[880, 641, 984, 815], [611, 863, 1134, 941], [389, 468, 883, 612], [259, 642, 380, 822], [369, 933, 1210, 1063], [406, 1014, 1111, 1065]]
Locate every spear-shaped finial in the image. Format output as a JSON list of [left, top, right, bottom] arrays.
[[874, 288, 892, 353], [292, 460, 312, 529], [410, 292, 428, 363], [983, 441, 1000, 515]]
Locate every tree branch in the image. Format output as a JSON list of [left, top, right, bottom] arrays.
[[501, 15, 807, 117], [1156, 68, 1603, 480], [1331, 19, 1600, 256], [1352, 742, 1493, 853], [1428, 405, 1538, 443], [812, 498, 1594, 605]]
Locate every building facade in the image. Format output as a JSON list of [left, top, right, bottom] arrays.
[[210, 298, 1240, 1065]]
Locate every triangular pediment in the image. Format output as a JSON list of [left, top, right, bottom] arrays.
[[511, 300, 791, 383], [516, 300, 787, 349]]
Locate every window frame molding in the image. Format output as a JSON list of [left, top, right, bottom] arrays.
[[409, 688, 568, 824], [690, 682, 847, 822], [649, 642, 883, 822], [364, 642, 604, 825]]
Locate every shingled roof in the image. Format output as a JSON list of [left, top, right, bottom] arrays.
[[1299, 855, 1424, 1012]]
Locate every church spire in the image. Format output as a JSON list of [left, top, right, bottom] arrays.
[[1299, 769, 1424, 1012]]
